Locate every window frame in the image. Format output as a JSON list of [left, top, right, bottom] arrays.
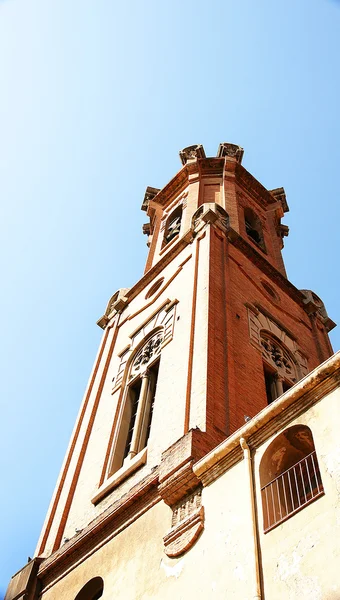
[[260, 425, 324, 533], [162, 205, 183, 248]]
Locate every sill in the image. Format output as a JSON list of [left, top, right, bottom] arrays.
[[159, 235, 179, 255], [263, 490, 325, 533], [247, 236, 267, 254], [91, 447, 147, 505]]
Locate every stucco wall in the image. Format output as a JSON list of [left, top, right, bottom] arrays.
[[255, 386, 340, 600], [39, 385, 340, 600]]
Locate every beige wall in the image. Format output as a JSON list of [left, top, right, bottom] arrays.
[[39, 385, 340, 600], [37, 235, 212, 555], [255, 387, 340, 600]]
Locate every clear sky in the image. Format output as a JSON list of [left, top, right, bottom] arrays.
[[1, 0, 339, 593]]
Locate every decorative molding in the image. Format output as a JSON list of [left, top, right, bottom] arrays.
[[113, 302, 177, 391], [163, 489, 204, 557], [179, 144, 206, 165], [269, 187, 289, 213], [247, 305, 308, 380], [130, 331, 163, 379], [158, 430, 212, 557], [91, 448, 147, 505], [260, 334, 297, 384], [217, 142, 244, 163], [194, 352, 340, 488], [226, 228, 309, 307], [300, 289, 336, 332], [97, 289, 130, 329], [192, 202, 230, 233], [235, 164, 278, 210], [141, 186, 160, 212]]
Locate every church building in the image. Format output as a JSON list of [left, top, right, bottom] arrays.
[[6, 143, 340, 600]]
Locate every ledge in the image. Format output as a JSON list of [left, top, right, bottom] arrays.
[[194, 351, 340, 486], [91, 448, 148, 505], [38, 468, 160, 588]]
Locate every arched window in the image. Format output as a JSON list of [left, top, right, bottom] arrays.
[[260, 425, 324, 532], [244, 207, 265, 250], [260, 333, 297, 404], [163, 206, 182, 247], [74, 577, 104, 600], [109, 331, 162, 476]]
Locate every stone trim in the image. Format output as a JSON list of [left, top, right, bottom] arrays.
[[91, 447, 147, 505], [194, 352, 340, 487], [112, 301, 177, 391], [247, 304, 309, 380], [38, 471, 160, 590], [163, 492, 204, 557]]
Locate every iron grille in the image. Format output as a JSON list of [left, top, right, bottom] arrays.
[[261, 450, 324, 532]]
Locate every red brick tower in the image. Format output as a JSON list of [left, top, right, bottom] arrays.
[[6, 143, 335, 600], [142, 143, 334, 440]]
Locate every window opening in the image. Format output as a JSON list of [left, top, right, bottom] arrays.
[[244, 207, 265, 250], [264, 366, 277, 404], [260, 425, 324, 532], [108, 332, 162, 477], [163, 206, 182, 247], [145, 360, 159, 445], [263, 365, 292, 404], [261, 333, 297, 404], [123, 378, 142, 461], [74, 577, 104, 600]]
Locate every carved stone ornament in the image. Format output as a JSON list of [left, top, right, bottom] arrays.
[[192, 203, 230, 231], [300, 289, 335, 332], [130, 331, 163, 378], [141, 186, 160, 212], [247, 306, 308, 380], [269, 187, 289, 213], [163, 489, 204, 557], [113, 302, 177, 391], [97, 288, 130, 329], [260, 334, 297, 383], [179, 144, 206, 165], [217, 142, 244, 163]]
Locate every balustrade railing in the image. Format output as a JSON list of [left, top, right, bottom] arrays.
[[261, 450, 324, 532]]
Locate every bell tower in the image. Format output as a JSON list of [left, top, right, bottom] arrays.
[[5, 143, 335, 600]]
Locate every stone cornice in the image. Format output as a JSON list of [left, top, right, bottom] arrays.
[[125, 230, 194, 303], [235, 163, 281, 211], [146, 166, 189, 212], [227, 228, 306, 306], [194, 352, 340, 487]]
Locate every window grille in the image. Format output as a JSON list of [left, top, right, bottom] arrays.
[[261, 450, 324, 532]]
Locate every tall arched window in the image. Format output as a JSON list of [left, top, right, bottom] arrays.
[[260, 425, 324, 532], [244, 207, 265, 250], [109, 331, 162, 476], [261, 333, 297, 404], [74, 577, 104, 600], [163, 205, 182, 247]]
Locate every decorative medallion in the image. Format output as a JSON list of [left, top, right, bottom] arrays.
[[130, 331, 163, 378], [163, 489, 204, 557], [260, 334, 297, 383], [179, 144, 206, 165]]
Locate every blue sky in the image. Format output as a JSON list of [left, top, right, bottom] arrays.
[[1, 0, 339, 593]]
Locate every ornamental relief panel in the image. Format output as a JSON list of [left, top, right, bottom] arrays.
[[130, 331, 163, 378], [247, 306, 308, 379], [163, 488, 204, 558], [112, 301, 177, 391], [260, 334, 297, 383]]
